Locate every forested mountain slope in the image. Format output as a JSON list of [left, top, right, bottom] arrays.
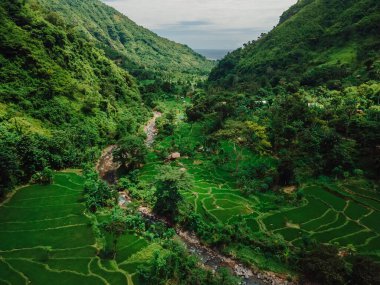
[[38, 0, 214, 81], [209, 0, 380, 92], [0, 0, 148, 194], [190, 0, 380, 185]]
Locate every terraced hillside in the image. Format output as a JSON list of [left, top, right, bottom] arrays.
[[139, 153, 254, 224], [264, 180, 380, 260], [140, 156, 380, 259], [138, 100, 380, 262], [0, 172, 156, 285]]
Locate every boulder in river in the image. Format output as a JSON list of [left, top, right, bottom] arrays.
[[166, 152, 181, 161], [96, 145, 121, 184]]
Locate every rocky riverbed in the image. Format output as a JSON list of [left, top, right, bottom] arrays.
[[144, 111, 162, 147]]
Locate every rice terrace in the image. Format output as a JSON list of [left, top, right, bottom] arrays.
[[0, 173, 155, 285]]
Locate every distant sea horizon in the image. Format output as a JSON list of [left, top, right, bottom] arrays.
[[195, 49, 232, 60]]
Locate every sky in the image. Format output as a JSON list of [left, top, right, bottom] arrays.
[[102, 0, 297, 50]]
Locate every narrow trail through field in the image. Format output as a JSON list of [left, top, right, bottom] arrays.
[[97, 111, 294, 285]]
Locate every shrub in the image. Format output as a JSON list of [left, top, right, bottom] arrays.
[[31, 167, 54, 184]]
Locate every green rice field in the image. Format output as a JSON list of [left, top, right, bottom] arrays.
[[0, 172, 156, 285]]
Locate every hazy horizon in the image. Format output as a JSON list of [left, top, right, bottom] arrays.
[[194, 49, 232, 60], [101, 0, 297, 50]]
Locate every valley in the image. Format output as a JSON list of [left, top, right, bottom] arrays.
[[0, 0, 379, 284]]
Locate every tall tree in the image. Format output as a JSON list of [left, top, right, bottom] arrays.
[[214, 120, 271, 173], [351, 256, 380, 285], [153, 165, 192, 222], [113, 135, 147, 170], [101, 207, 127, 258], [299, 244, 349, 285]]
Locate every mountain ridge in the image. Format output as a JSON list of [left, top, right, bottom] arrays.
[[38, 0, 214, 81], [208, 0, 380, 92]]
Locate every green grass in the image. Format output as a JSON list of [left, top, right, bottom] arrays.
[[359, 236, 380, 252], [263, 196, 330, 231], [361, 212, 380, 233], [304, 186, 347, 211], [210, 207, 250, 223], [0, 224, 94, 250], [301, 209, 337, 231], [0, 259, 26, 285], [344, 201, 370, 220], [333, 231, 377, 247], [116, 238, 148, 263], [46, 258, 91, 275], [311, 221, 365, 243], [245, 218, 260, 232], [89, 258, 127, 284], [0, 215, 89, 231], [0, 172, 156, 285], [274, 228, 305, 241], [6, 259, 104, 285]]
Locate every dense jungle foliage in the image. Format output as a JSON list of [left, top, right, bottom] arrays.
[[177, 0, 379, 281], [0, 0, 213, 196], [0, 0, 151, 195]]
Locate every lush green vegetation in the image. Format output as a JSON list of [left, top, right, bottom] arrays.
[[37, 0, 214, 82], [128, 96, 380, 282], [0, 0, 213, 198], [35, 0, 215, 109], [0, 0, 150, 197], [185, 0, 380, 281], [138, 240, 239, 285], [1, 0, 379, 283], [0, 172, 235, 284], [153, 165, 193, 222]]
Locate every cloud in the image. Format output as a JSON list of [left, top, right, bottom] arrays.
[[101, 0, 297, 49], [177, 20, 212, 27]]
